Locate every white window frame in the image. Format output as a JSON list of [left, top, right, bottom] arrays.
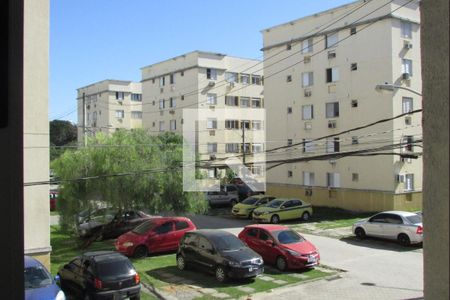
[[207, 143, 217, 154], [225, 96, 238, 106], [159, 99, 165, 109], [404, 173, 414, 191], [169, 97, 176, 108], [326, 32, 338, 48], [252, 120, 262, 130], [159, 76, 165, 86], [303, 171, 315, 186], [159, 121, 165, 132], [115, 92, 124, 100], [303, 139, 314, 153], [115, 110, 124, 119], [326, 138, 340, 153], [326, 102, 339, 118], [225, 143, 240, 153], [207, 93, 217, 105], [252, 143, 263, 153], [327, 172, 340, 188], [302, 38, 313, 53], [251, 75, 261, 85], [302, 72, 314, 87], [402, 59, 413, 76], [131, 111, 142, 119], [302, 105, 314, 120], [206, 118, 217, 129], [326, 67, 339, 83], [225, 72, 238, 83], [225, 119, 239, 129], [401, 21, 412, 39], [206, 68, 217, 80], [402, 97, 413, 113], [240, 73, 250, 85], [170, 119, 176, 131], [252, 98, 261, 108], [240, 97, 250, 108]]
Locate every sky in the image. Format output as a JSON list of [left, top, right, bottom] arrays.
[[50, 0, 353, 123]]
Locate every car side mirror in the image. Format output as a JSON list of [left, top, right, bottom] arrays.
[[265, 240, 274, 246], [54, 275, 60, 285], [280, 205, 286, 209]]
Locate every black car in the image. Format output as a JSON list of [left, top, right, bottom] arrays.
[[58, 251, 141, 300], [234, 183, 264, 201], [176, 230, 264, 282]]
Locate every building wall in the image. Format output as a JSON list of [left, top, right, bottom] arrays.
[[23, 0, 51, 269], [262, 0, 422, 211]]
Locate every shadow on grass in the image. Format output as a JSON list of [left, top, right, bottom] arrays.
[[339, 236, 423, 252]]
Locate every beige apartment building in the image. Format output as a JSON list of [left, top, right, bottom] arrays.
[[262, 0, 422, 212], [77, 80, 142, 144], [141, 51, 265, 178]]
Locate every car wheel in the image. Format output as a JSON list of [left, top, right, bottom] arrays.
[[276, 256, 287, 271], [130, 294, 141, 300], [133, 245, 148, 259], [230, 199, 238, 207], [176, 255, 187, 271], [301, 212, 310, 221], [398, 233, 411, 246], [355, 227, 366, 239], [270, 214, 280, 224], [215, 265, 227, 283]]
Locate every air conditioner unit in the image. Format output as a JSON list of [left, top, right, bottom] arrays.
[[171, 86, 176, 91], [304, 122, 312, 130], [402, 73, 411, 80], [328, 52, 336, 59], [304, 56, 311, 63], [328, 120, 337, 128], [329, 159, 337, 164], [169, 109, 175, 114], [208, 81, 215, 87], [403, 41, 413, 49], [210, 154, 216, 161], [305, 189, 312, 196], [396, 174, 405, 183], [405, 116, 412, 125], [159, 111, 164, 116], [304, 90, 312, 97], [160, 88, 164, 93], [209, 130, 215, 136]]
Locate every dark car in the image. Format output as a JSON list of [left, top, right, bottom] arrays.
[[58, 251, 141, 300], [234, 183, 263, 201], [78, 209, 158, 240], [176, 230, 264, 282]]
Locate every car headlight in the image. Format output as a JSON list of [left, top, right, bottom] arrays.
[[284, 249, 301, 257], [228, 261, 241, 267], [55, 290, 66, 300], [123, 242, 134, 247]]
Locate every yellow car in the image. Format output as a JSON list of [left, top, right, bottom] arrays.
[[231, 195, 276, 218], [252, 198, 313, 224]]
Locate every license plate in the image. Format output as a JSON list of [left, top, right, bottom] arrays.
[[308, 256, 316, 263], [249, 267, 253, 272]]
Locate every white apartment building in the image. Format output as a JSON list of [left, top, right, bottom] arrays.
[[141, 51, 265, 178], [262, 0, 422, 211], [77, 80, 142, 144]]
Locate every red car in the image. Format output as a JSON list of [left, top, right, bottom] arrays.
[[238, 224, 320, 271], [115, 217, 196, 258], [49, 190, 58, 211]]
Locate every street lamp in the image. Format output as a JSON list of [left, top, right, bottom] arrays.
[[375, 83, 422, 96]]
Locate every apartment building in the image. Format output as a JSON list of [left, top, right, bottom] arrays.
[[141, 51, 265, 178], [77, 80, 142, 144], [262, 0, 422, 212]]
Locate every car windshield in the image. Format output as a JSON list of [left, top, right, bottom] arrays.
[[267, 200, 284, 208], [24, 266, 53, 289], [406, 214, 422, 224], [273, 230, 305, 244], [132, 220, 157, 234], [242, 197, 258, 205], [212, 235, 246, 251], [96, 258, 134, 280]]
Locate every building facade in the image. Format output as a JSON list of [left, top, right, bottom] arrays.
[[141, 51, 265, 178], [262, 0, 422, 211], [77, 80, 142, 144]]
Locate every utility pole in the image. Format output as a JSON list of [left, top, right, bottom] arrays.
[[241, 120, 246, 178], [82, 92, 87, 147]]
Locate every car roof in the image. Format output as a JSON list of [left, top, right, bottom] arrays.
[[377, 211, 419, 217], [82, 250, 126, 262], [244, 224, 288, 231], [144, 216, 190, 223], [24, 255, 45, 268], [270, 198, 304, 202], [188, 229, 234, 238], [245, 194, 272, 199]]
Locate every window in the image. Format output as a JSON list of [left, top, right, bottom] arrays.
[[159, 121, 165, 132], [240, 97, 250, 108], [155, 222, 173, 234], [351, 99, 358, 108], [180, 71, 184, 76], [225, 96, 239, 106], [252, 143, 263, 153], [251, 165, 264, 176], [302, 72, 314, 87], [131, 111, 142, 119], [131, 93, 142, 101], [401, 21, 412, 38], [351, 63, 358, 71], [225, 119, 239, 129], [252, 75, 262, 85], [286, 75, 292, 82], [302, 38, 313, 53], [225, 72, 238, 83], [326, 102, 339, 118], [159, 76, 165, 86], [352, 136, 359, 145], [207, 143, 217, 154], [159, 99, 165, 109], [181, 95, 185, 100], [252, 120, 262, 130], [207, 93, 217, 105], [258, 230, 271, 241], [302, 139, 314, 153], [405, 174, 414, 191], [326, 67, 339, 82], [169, 74, 175, 84], [225, 143, 240, 153], [115, 92, 124, 100], [241, 120, 250, 129], [252, 98, 261, 108], [206, 68, 217, 80], [169, 97, 176, 108], [247, 228, 258, 237], [303, 172, 315, 186], [402, 135, 414, 152], [288, 170, 293, 177], [326, 138, 340, 153], [402, 97, 413, 113], [170, 120, 176, 131], [241, 143, 251, 153], [207, 169, 216, 178], [350, 27, 356, 35], [92, 111, 97, 122], [240, 73, 250, 85], [327, 172, 340, 187], [302, 105, 314, 120], [326, 32, 338, 48], [115, 110, 124, 118], [206, 118, 217, 129], [402, 59, 413, 76], [287, 107, 292, 114], [175, 221, 189, 230], [287, 139, 293, 146], [352, 173, 359, 182]]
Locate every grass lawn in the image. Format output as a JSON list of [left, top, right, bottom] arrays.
[[50, 226, 337, 299]]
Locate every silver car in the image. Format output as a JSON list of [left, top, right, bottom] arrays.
[[352, 211, 423, 246], [206, 184, 239, 207]]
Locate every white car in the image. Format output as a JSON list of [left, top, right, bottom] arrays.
[[352, 211, 423, 246]]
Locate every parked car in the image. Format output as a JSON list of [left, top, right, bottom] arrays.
[[176, 230, 264, 282], [25, 255, 66, 300], [234, 183, 263, 201], [58, 251, 140, 300], [115, 217, 196, 258], [238, 225, 320, 271], [49, 190, 59, 211], [78, 209, 158, 240], [232, 195, 276, 218], [206, 184, 239, 207], [352, 210, 423, 246], [252, 198, 313, 224]]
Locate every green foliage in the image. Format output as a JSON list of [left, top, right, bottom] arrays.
[[50, 120, 78, 161], [51, 130, 207, 232]]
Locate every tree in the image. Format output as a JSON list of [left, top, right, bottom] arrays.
[[50, 120, 78, 161], [51, 129, 207, 233]]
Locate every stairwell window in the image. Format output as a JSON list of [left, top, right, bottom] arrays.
[[402, 59, 413, 76], [402, 97, 413, 113], [404, 174, 414, 191], [401, 21, 412, 39], [302, 38, 313, 53]]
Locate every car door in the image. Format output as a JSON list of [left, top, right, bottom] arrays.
[[151, 221, 175, 252], [180, 233, 198, 264], [279, 200, 294, 220], [171, 220, 191, 250], [241, 228, 260, 253], [255, 229, 278, 264], [59, 258, 84, 296], [382, 213, 404, 240], [364, 213, 388, 237], [195, 236, 216, 270]]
